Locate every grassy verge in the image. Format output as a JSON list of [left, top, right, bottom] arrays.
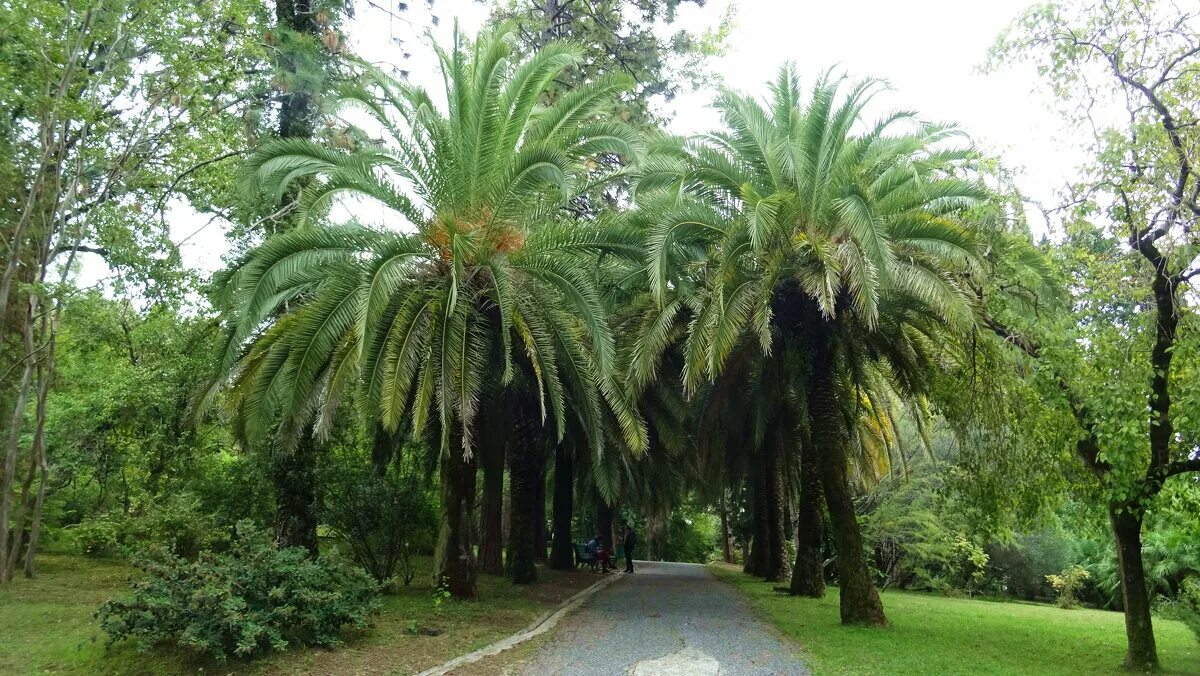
[[709, 563, 1200, 675], [0, 553, 598, 675]]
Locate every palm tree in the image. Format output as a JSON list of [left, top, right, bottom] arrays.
[[210, 24, 646, 597], [634, 66, 984, 625]]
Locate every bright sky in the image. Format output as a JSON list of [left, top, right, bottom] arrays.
[[155, 0, 1081, 285]]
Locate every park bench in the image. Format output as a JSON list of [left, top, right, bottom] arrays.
[[574, 543, 599, 571]]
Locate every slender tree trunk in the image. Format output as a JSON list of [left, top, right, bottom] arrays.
[[0, 308, 37, 583], [720, 492, 733, 564], [1110, 505, 1157, 670], [762, 434, 789, 582], [597, 499, 614, 553], [745, 463, 768, 577], [272, 431, 319, 554], [435, 434, 478, 598], [478, 429, 505, 575], [549, 445, 574, 569], [790, 438, 826, 597], [809, 335, 886, 626], [533, 454, 547, 563]]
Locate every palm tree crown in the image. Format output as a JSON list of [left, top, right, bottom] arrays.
[[211, 24, 647, 458]]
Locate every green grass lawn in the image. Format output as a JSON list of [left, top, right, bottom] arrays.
[[710, 563, 1200, 675], [0, 553, 598, 675]]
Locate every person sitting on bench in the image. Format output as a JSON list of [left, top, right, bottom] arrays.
[[586, 534, 612, 572]]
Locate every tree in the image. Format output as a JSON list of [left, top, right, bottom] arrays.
[[258, 0, 353, 554], [988, 1, 1200, 668], [0, 0, 266, 581], [213, 23, 645, 597], [634, 67, 985, 625], [493, 0, 725, 129]]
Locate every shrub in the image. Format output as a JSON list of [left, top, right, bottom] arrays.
[[1155, 578, 1200, 643], [948, 536, 990, 597], [122, 494, 226, 559], [72, 495, 226, 560], [1046, 564, 1090, 609], [321, 466, 436, 587], [74, 514, 123, 557], [97, 521, 380, 661]]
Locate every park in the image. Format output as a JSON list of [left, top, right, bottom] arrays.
[[1, 0, 1199, 673]]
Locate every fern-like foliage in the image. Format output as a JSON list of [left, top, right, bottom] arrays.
[[212, 23, 646, 458]]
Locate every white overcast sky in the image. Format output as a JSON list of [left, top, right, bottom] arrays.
[[159, 0, 1080, 284]]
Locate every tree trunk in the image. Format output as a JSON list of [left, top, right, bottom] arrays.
[[272, 430, 319, 554], [809, 335, 886, 626], [597, 499, 614, 553], [533, 454, 547, 563], [506, 403, 543, 584], [744, 464, 768, 577], [720, 492, 734, 564], [478, 432, 505, 575], [549, 445, 575, 569], [435, 435, 478, 598], [1110, 505, 1157, 670], [762, 433, 789, 582], [790, 438, 826, 597]]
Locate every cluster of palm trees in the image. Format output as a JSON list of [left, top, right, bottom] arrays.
[[213, 24, 999, 625]]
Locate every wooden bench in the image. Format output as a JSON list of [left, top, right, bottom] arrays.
[[574, 543, 599, 571]]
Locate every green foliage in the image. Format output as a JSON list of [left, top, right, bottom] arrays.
[[1156, 579, 1200, 644], [217, 23, 647, 460], [651, 506, 720, 564], [1046, 565, 1091, 610], [73, 515, 124, 559], [321, 460, 437, 586], [96, 522, 379, 662], [73, 495, 224, 560], [493, 0, 728, 128]]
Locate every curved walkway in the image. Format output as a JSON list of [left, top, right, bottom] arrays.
[[515, 561, 807, 675]]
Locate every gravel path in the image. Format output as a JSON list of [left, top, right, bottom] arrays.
[[515, 561, 808, 675]]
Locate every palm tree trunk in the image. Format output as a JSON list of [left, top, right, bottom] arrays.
[[745, 463, 769, 577], [533, 456, 547, 562], [272, 430, 319, 554], [478, 432, 505, 575], [435, 433, 478, 598], [549, 445, 574, 569], [597, 499, 614, 554], [720, 491, 733, 564], [1110, 504, 1157, 669], [762, 433, 789, 582], [506, 403, 543, 584], [809, 335, 886, 626], [790, 438, 826, 597]]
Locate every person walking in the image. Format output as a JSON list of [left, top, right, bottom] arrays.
[[623, 524, 637, 573]]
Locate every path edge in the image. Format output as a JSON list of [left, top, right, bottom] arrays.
[[413, 571, 625, 676]]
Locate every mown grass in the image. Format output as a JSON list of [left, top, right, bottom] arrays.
[[709, 563, 1200, 675], [0, 553, 597, 675]]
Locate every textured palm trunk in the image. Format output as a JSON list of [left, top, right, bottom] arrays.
[[1110, 505, 1157, 669], [762, 434, 789, 582], [720, 493, 734, 564], [790, 438, 826, 597], [549, 446, 574, 569], [435, 434, 478, 598], [533, 457, 547, 562], [478, 432, 505, 575], [506, 402, 543, 584], [744, 464, 768, 577], [272, 430, 319, 554], [809, 335, 886, 626]]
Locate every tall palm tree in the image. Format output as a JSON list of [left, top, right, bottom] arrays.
[[634, 66, 984, 625], [210, 24, 646, 597]]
